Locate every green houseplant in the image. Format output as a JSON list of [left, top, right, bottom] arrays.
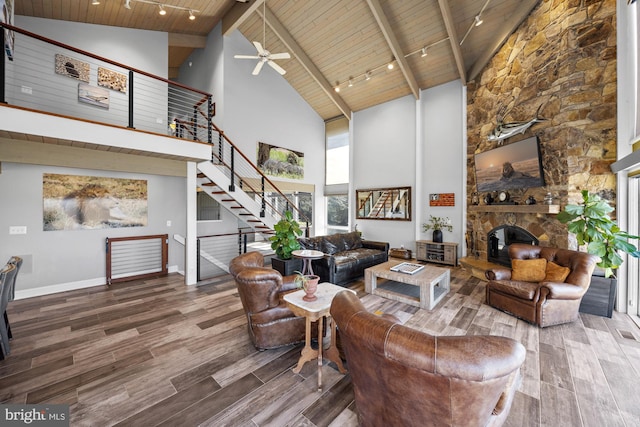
[[557, 190, 640, 278], [422, 215, 453, 243], [269, 211, 303, 275]]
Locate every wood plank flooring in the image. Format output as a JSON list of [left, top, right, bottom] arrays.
[[1, 267, 640, 426]]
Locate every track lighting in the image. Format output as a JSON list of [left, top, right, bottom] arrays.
[[365, 72, 371, 81], [348, 79, 353, 87], [474, 15, 483, 26], [123, 0, 199, 20], [334, 84, 340, 93], [421, 47, 428, 57], [92, 0, 100, 4], [387, 62, 394, 70]]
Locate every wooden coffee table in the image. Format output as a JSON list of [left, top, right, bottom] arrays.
[[365, 260, 450, 310]]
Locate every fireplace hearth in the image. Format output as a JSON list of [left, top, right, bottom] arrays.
[[487, 225, 539, 267]]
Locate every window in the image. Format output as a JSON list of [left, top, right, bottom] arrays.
[[327, 194, 349, 235], [325, 117, 350, 233], [197, 191, 220, 221]]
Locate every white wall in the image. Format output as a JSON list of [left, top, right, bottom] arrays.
[[0, 163, 186, 298], [351, 81, 465, 256], [352, 94, 418, 250], [421, 80, 466, 255]]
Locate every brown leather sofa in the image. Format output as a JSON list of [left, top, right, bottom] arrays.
[[486, 243, 599, 327], [298, 231, 389, 286], [229, 252, 306, 350], [330, 291, 526, 427]]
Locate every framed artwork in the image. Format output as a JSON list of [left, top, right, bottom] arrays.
[[78, 83, 110, 109], [429, 193, 455, 207], [55, 53, 90, 82], [1, 0, 14, 61], [98, 66, 127, 93], [256, 142, 304, 179], [356, 186, 411, 221], [43, 173, 148, 231]]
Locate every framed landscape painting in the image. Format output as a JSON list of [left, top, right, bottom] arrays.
[[43, 173, 148, 231]]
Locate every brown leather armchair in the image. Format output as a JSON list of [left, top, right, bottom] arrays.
[[330, 291, 526, 427], [486, 243, 599, 327], [229, 252, 306, 350]]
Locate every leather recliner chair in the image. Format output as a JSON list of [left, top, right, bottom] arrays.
[[330, 291, 526, 427], [229, 252, 306, 350], [486, 243, 600, 327]]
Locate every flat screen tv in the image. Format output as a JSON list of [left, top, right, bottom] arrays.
[[474, 136, 545, 192]]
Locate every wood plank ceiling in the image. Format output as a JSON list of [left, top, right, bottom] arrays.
[[15, 0, 540, 121]]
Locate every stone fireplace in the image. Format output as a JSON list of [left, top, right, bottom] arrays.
[[487, 225, 539, 267], [465, 0, 617, 265]]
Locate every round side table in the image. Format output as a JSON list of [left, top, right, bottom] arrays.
[[291, 249, 325, 276]]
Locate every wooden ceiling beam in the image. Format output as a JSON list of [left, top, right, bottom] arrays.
[[365, 0, 420, 100], [168, 33, 207, 49], [262, 6, 352, 120], [437, 0, 466, 85], [222, 0, 264, 36], [468, 0, 539, 82]]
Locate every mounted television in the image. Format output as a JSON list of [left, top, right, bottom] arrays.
[[474, 136, 545, 192]]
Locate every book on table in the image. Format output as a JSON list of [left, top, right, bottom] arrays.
[[390, 262, 425, 275]]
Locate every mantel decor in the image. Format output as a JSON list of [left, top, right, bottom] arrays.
[[356, 186, 411, 221]]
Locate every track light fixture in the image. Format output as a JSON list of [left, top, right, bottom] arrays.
[[92, 0, 100, 5], [330, 37, 450, 93], [474, 15, 483, 26], [123, 0, 199, 20], [460, 0, 491, 45]]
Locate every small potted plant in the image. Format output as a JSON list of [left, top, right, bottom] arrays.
[[422, 215, 453, 243], [269, 211, 303, 275], [294, 270, 320, 301]]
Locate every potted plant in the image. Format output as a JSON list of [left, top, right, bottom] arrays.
[[557, 190, 640, 316], [422, 215, 453, 243], [293, 270, 320, 301], [269, 211, 303, 275]]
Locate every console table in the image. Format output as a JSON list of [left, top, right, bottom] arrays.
[[416, 241, 458, 266]]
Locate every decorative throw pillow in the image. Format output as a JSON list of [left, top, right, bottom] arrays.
[[511, 258, 547, 282], [544, 261, 571, 282]]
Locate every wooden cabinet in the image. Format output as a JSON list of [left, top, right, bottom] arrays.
[[416, 241, 458, 266]]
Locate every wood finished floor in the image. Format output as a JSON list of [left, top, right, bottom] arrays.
[[1, 268, 640, 426]]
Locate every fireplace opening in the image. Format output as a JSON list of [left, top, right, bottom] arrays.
[[487, 225, 539, 267]]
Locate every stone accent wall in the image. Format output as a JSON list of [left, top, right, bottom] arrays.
[[466, 0, 617, 258]]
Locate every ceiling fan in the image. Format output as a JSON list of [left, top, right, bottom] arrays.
[[234, 1, 290, 76]]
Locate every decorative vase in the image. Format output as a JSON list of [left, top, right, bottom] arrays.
[[432, 229, 443, 243], [302, 275, 320, 301]]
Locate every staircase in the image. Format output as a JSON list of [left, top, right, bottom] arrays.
[[196, 161, 276, 233]]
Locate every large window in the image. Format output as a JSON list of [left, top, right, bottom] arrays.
[[325, 117, 350, 233]]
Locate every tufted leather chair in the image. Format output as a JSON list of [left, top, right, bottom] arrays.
[[330, 291, 526, 427], [229, 252, 306, 350], [486, 243, 599, 327]]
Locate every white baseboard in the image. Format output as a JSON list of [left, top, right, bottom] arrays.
[[14, 265, 183, 300]]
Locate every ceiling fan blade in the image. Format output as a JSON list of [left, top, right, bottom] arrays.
[[234, 55, 260, 59], [253, 41, 265, 55], [267, 60, 286, 75], [269, 52, 290, 60], [252, 61, 265, 75]]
